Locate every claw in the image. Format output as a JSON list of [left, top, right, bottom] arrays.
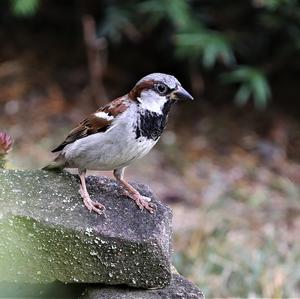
[[122, 189, 151, 202], [132, 195, 156, 214], [113, 169, 156, 214], [79, 186, 106, 215]]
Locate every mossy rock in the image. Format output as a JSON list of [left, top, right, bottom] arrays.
[[0, 169, 172, 289]]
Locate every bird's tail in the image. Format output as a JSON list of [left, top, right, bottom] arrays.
[[42, 155, 65, 172]]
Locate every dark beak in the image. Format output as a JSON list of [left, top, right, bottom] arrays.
[[171, 86, 194, 101]]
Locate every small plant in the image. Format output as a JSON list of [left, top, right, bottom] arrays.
[[0, 132, 13, 168]]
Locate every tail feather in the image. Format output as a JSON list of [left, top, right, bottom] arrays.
[[42, 162, 64, 172], [42, 154, 66, 172]]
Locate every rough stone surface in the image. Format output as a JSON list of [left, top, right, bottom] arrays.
[[0, 169, 172, 288], [81, 274, 204, 299]]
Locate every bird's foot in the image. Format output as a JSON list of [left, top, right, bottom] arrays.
[[135, 195, 156, 214], [124, 191, 156, 214], [79, 187, 106, 215], [122, 189, 151, 202]]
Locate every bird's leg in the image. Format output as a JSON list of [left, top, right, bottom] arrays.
[[78, 169, 105, 215], [113, 168, 156, 214]]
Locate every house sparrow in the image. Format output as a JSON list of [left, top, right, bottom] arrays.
[[44, 73, 193, 215]]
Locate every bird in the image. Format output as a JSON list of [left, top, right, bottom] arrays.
[[44, 73, 193, 215]]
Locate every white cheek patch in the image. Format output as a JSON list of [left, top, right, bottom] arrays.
[[94, 111, 114, 120], [139, 91, 167, 114]]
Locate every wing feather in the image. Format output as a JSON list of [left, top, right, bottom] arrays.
[[52, 97, 129, 152]]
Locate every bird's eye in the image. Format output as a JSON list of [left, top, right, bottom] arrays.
[[155, 83, 169, 95]]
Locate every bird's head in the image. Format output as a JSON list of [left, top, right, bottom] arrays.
[[129, 73, 193, 113]]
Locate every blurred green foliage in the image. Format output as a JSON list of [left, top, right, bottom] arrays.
[[7, 0, 300, 108], [175, 31, 235, 68], [222, 67, 271, 109], [10, 0, 39, 17]]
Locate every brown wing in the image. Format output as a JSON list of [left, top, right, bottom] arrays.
[[51, 97, 129, 152], [95, 96, 129, 116]]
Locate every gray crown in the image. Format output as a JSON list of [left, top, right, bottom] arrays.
[[136, 73, 181, 89]]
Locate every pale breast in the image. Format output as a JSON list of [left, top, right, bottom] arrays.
[[62, 104, 157, 170]]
